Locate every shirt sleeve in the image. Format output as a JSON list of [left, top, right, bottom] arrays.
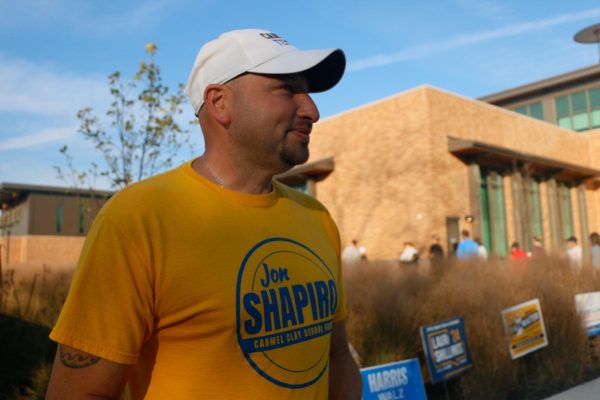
[[50, 214, 154, 365]]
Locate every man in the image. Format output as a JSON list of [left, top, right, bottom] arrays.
[[399, 242, 419, 264], [456, 229, 479, 259], [510, 242, 527, 261], [566, 236, 583, 270], [475, 238, 488, 260], [47, 29, 361, 399], [342, 239, 361, 265], [590, 232, 600, 270], [531, 236, 546, 259], [428, 235, 444, 260]]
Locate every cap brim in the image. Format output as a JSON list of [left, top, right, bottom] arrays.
[[248, 48, 346, 93]]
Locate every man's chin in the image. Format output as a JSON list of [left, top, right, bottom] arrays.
[[279, 148, 309, 169]]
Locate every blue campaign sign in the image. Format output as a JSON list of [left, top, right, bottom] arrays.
[[361, 358, 427, 400], [420, 316, 473, 385]]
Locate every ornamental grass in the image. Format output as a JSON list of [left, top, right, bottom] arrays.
[[344, 257, 600, 399]]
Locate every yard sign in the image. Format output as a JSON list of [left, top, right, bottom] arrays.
[[360, 358, 427, 400], [420, 316, 473, 384], [501, 298, 548, 359], [575, 292, 600, 337]]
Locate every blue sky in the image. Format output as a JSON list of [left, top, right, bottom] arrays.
[[1, 0, 600, 188]]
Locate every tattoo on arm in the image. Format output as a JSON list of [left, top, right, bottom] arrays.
[[59, 346, 100, 369]]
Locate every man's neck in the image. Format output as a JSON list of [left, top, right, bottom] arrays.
[[191, 155, 275, 194]]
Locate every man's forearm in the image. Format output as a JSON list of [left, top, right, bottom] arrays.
[[329, 348, 362, 400]]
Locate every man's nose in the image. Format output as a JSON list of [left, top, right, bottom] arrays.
[[296, 93, 320, 123]]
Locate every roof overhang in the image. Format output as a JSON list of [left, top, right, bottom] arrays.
[[479, 64, 600, 105], [448, 137, 600, 181], [275, 157, 335, 186], [0, 182, 113, 210]]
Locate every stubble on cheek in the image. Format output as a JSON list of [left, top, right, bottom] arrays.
[[279, 132, 309, 167]]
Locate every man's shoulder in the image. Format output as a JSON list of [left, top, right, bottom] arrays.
[[101, 166, 184, 215]]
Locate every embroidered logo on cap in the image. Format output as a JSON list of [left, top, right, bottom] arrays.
[[259, 32, 290, 46]]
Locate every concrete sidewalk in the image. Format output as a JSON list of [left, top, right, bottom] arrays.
[[545, 377, 600, 399]]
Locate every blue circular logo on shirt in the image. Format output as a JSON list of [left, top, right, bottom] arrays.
[[235, 237, 338, 388]]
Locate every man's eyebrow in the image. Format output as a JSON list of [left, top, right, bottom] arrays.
[[281, 75, 309, 91]]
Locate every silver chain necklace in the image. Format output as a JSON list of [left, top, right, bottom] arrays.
[[202, 157, 225, 187]]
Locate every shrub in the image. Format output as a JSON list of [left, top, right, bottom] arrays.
[[344, 257, 600, 399]]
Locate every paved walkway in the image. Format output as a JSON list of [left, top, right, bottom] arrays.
[[545, 377, 600, 399]]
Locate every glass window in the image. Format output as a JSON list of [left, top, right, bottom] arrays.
[[521, 178, 544, 252], [592, 110, 600, 128], [571, 92, 587, 113], [79, 207, 85, 234], [514, 102, 544, 121], [515, 106, 528, 115], [487, 171, 508, 257], [56, 206, 63, 233], [590, 87, 600, 109], [573, 113, 590, 131], [558, 117, 572, 129], [291, 182, 308, 193], [480, 173, 492, 252], [529, 102, 544, 120], [559, 185, 574, 240], [530, 180, 544, 239], [555, 96, 570, 117]]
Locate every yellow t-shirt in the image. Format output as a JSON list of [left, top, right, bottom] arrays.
[[50, 161, 347, 399]]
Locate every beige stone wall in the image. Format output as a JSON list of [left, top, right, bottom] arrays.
[[588, 131, 600, 234], [309, 89, 439, 258], [309, 87, 480, 258], [588, 130, 600, 170], [309, 85, 600, 260], [588, 186, 600, 235], [2, 235, 84, 268], [502, 175, 515, 247], [426, 88, 591, 167]]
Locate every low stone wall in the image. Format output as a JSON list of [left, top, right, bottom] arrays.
[[1, 235, 85, 269]]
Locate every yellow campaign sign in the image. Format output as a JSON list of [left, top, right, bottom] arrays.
[[501, 298, 548, 360]]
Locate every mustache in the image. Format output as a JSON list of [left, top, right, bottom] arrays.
[[288, 121, 313, 134]]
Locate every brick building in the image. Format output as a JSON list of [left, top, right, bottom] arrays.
[[0, 183, 112, 267], [303, 65, 600, 260], [3, 65, 600, 265]]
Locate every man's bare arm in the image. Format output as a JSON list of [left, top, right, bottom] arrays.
[[46, 344, 130, 400], [329, 320, 362, 400]]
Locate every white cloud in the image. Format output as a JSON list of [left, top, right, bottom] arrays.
[[349, 7, 600, 72], [0, 126, 77, 151], [0, 53, 107, 116]]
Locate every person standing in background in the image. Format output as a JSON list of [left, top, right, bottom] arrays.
[[428, 235, 444, 261], [475, 238, 488, 261], [590, 232, 600, 271], [399, 242, 419, 264], [456, 229, 479, 260], [510, 242, 528, 261], [342, 239, 362, 265], [531, 236, 546, 259], [566, 236, 583, 270]]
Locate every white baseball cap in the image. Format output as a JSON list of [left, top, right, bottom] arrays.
[[185, 28, 346, 113]]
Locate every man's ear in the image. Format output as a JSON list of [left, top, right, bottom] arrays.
[[203, 84, 231, 127]]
